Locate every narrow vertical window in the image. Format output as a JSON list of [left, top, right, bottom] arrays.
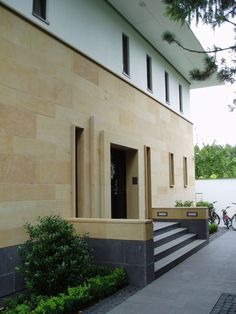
[[183, 156, 188, 187], [75, 127, 84, 218], [33, 0, 47, 22], [122, 33, 130, 76], [169, 152, 175, 187], [179, 84, 183, 113], [146, 55, 153, 91], [165, 71, 170, 103]]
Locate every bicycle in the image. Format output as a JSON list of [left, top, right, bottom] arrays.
[[222, 206, 231, 229], [230, 202, 236, 231], [208, 201, 220, 225]]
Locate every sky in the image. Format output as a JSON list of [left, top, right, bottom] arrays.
[[190, 21, 236, 147]]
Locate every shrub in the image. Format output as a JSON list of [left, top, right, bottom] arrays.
[[2, 268, 127, 314], [175, 200, 194, 207], [16, 216, 93, 296], [209, 223, 218, 234], [196, 201, 211, 207]]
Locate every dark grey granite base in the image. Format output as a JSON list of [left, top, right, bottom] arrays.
[[87, 238, 154, 287], [0, 238, 154, 299], [0, 245, 25, 299]]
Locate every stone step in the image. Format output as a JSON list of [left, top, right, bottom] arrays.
[[153, 221, 180, 236], [154, 227, 188, 247], [154, 233, 197, 261], [154, 239, 207, 278]]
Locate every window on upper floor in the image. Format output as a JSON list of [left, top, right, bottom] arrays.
[[32, 0, 48, 23], [179, 84, 183, 113], [146, 55, 153, 92], [165, 71, 170, 103], [122, 33, 130, 77]]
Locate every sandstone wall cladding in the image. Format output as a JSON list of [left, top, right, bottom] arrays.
[[0, 6, 195, 248]]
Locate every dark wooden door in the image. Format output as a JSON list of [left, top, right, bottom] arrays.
[[111, 148, 127, 219]]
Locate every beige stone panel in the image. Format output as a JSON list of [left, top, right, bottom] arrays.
[[15, 90, 56, 118], [0, 103, 36, 138], [56, 145, 72, 162], [15, 45, 72, 79], [0, 85, 16, 107], [0, 55, 37, 94], [35, 159, 71, 184], [118, 80, 135, 102], [73, 53, 99, 85], [55, 105, 88, 127], [0, 135, 13, 154], [51, 78, 73, 108], [160, 106, 171, 123], [0, 154, 35, 184], [118, 109, 138, 133], [0, 35, 16, 59], [69, 218, 153, 241], [0, 227, 27, 248], [14, 184, 55, 201], [13, 137, 56, 159], [37, 115, 71, 146], [98, 68, 119, 97], [152, 207, 208, 220], [33, 34, 72, 70], [0, 200, 60, 230], [0, 184, 13, 201], [0, 7, 72, 70], [56, 185, 72, 202], [0, 8, 32, 48]]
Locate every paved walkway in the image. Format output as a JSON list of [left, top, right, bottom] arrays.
[[105, 228, 236, 314]]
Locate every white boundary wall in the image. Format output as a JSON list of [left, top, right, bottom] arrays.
[[195, 179, 236, 219]]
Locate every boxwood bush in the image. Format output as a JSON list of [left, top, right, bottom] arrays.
[[16, 216, 93, 296], [2, 268, 127, 314]]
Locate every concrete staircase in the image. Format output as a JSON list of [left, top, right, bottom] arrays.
[[154, 221, 207, 278]]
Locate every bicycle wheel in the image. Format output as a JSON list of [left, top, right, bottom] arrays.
[[212, 212, 220, 225], [231, 214, 236, 230]]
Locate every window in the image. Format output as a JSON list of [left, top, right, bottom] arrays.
[[74, 127, 84, 217], [165, 71, 170, 103], [146, 55, 153, 91], [169, 152, 175, 187], [183, 156, 188, 187], [33, 0, 47, 22], [122, 33, 130, 76], [179, 84, 183, 113]]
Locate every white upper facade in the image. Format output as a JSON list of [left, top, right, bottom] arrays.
[[0, 0, 218, 120]]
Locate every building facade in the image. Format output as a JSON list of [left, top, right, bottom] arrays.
[[0, 0, 217, 297]]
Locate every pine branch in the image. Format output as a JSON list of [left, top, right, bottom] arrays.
[[162, 31, 236, 54]]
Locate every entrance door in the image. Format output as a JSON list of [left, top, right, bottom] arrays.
[[111, 148, 127, 218]]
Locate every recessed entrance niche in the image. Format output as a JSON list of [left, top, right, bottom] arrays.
[[110, 144, 139, 219]]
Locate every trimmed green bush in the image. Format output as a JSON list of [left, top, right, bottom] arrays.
[[175, 200, 194, 207], [209, 223, 218, 234], [16, 216, 93, 296], [2, 268, 127, 314], [196, 201, 211, 207]]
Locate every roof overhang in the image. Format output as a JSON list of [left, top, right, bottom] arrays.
[[107, 0, 222, 89]]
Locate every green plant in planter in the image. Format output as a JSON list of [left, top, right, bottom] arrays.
[[196, 201, 211, 207], [175, 200, 194, 207], [16, 216, 93, 296]]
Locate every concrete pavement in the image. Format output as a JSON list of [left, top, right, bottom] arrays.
[[106, 228, 236, 314]]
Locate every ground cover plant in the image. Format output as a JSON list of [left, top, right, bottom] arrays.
[[2, 216, 127, 313], [209, 223, 218, 234]]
